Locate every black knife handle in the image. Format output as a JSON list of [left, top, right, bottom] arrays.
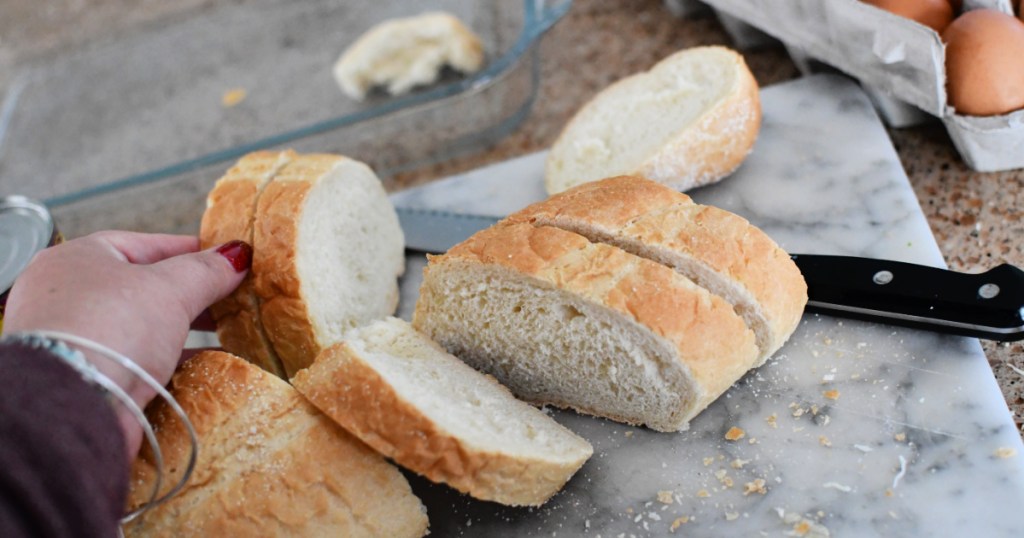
[[791, 254, 1024, 342]]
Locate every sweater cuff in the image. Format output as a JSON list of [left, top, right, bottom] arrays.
[[0, 339, 128, 537]]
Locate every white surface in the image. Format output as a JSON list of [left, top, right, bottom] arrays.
[[390, 75, 1024, 537]]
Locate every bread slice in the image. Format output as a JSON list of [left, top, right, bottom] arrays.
[[545, 46, 761, 195], [505, 175, 807, 364], [292, 317, 593, 507], [200, 150, 293, 377], [412, 223, 760, 432], [125, 350, 428, 537], [253, 154, 405, 378], [333, 11, 485, 100]]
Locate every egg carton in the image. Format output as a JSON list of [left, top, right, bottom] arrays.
[[700, 0, 1024, 172]]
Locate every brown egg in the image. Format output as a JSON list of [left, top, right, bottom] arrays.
[[943, 9, 1024, 116], [862, 0, 955, 33]]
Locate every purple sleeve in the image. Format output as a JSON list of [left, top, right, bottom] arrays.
[[0, 340, 128, 538]]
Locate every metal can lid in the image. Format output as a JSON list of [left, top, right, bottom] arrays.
[[0, 196, 55, 293]]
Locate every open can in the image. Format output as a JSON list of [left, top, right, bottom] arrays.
[[0, 196, 63, 333]]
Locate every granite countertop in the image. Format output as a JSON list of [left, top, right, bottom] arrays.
[[2, 0, 1020, 435]]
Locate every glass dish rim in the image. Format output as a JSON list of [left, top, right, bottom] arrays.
[[40, 0, 573, 209]]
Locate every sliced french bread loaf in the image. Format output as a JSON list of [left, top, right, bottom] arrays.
[[412, 222, 761, 432], [253, 154, 405, 378], [200, 150, 293, 377], [291, 317, 594, 507], [506, 175, 807, 364], [125, 350, 428, 537], [545, 46, 761, 195]]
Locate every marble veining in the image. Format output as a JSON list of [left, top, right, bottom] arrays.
[[389, 75, 1024, 537]]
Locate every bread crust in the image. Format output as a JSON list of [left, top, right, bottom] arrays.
[[544, 46, 761, 194], [126, 351, 428, 537], [415, 223, 760, 431], [200, 151, 292, 377], [506, 175, 807, 363], [253, 154, 342, 378], [293, 338, 591, 507]]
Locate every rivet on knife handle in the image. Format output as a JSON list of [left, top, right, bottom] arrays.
[[791, 254, 1024, 342]]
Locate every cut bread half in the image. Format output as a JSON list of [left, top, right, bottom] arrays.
[[292, 317, 594, 507], [125, 350, 428, 537], [253, 154, 405, 378], [545, 46, 761, 195], [506, 175, 807, 364], [412, 223, 760, 432], [200, 150, 293, 377]]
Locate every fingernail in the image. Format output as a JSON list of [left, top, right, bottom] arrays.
[[215, 240, 252, 273]]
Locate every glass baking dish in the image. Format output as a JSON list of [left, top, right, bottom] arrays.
[[0, 0, 571, 238]]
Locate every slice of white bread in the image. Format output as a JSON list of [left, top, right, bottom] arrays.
[[505, 176, 807, 364], [124, 350, 428, 537], [545, 46, 761, 195], [200, 150, 293, 377], [333, 11, 485, 100], [252, 153, 405, 378], [291, 317, 594, 507], [412, 222, 761, 432]]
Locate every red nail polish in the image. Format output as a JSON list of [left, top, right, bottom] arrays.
[[216, 240, 252, 273]]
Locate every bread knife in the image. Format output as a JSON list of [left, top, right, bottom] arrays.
[[395, 206, 1024, 342]]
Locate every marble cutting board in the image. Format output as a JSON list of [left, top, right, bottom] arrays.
[[388, 74, 1024, 537]]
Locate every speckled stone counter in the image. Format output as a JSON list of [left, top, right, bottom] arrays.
[[2, 0, 1020, 435]]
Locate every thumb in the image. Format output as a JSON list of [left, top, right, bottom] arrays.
[[150, 240, 252, 321]]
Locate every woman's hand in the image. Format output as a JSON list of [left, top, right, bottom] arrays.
[[3, 231, 251, 456]]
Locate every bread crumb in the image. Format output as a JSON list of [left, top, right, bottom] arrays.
[[625, 431, 634, 438], [766, 413, 778, 428], [221, 88, 247, 107], [725, 427, 745, 441], [703, 456, 715, 466], [995, 447, 1017, 458], [657, 490, 674, 504], [819, 436, 832, 447], [743, 478, 767, 495], [730, 458, 749, 469], [793, 520, 812, 536], [823, 390, 840, 400], [894, 432, 906, 442], [670, 516, 689, 531], [696, 489, 711, 498], [725, 511, 740, 521]]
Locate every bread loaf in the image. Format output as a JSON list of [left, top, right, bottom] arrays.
[[204, 152, 403, 378], [413, 221, 761, 432], [292, 317, 593, 506], [505, 175, 806, 364], [200, 150, 293, 377], [413, 176, 806, 432], [125, 350, 428, 537], [545, 46, 761, 195]]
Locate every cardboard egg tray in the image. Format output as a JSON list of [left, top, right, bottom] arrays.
[[666, 0, 1024, 172]]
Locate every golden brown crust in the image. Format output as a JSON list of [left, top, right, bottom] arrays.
[[637, 54, 761, 190], [432, 223, 759, 419], [292, 341, 588, 506], [199, 151, 291, 377], [253, 154, 342, 378], [506, 176, 807, 362], [126, 351, 428, 537]]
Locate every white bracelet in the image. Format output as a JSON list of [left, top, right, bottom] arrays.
[[1, 331, 198, 526]]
